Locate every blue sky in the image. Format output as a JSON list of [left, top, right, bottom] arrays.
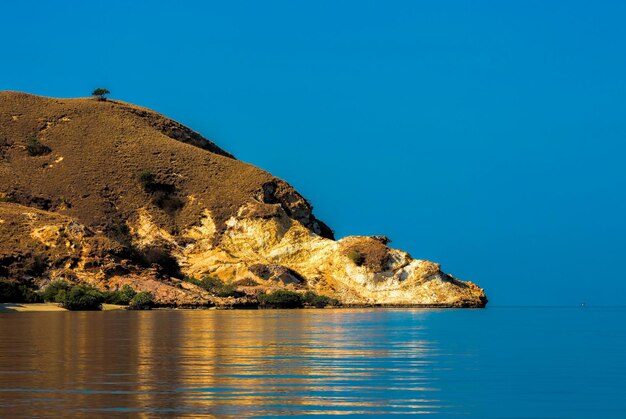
[[2, 1, 625, 305]]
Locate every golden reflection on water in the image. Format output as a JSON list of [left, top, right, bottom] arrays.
[[0, 309, 443, 416]]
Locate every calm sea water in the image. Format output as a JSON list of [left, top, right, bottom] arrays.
[[0, 307, 624, 417]]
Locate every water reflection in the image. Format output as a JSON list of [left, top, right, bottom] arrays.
[[0, 309, 445, 416]]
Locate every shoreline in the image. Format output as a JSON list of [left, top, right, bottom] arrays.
[[1, 302, 486, 313], [0, 303, 126, 313]]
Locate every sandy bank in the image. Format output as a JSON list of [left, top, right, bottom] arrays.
[[0, 303, 126, 312]]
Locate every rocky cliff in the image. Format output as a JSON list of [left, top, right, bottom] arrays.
[[0, 91, 487, 307]]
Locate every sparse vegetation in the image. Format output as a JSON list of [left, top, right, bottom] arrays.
[[257, 290, 304, 308], [234, 278, 260, 287], [0, 137, 11, 159], [346, 249, 365, 266], [26, 136, 51, 156], [0, 280, 42, 303], [301, 290, 340, 308], [58, 196, 71, 208], [215, 283, 243, 298], [182, 276, 205, 287], [92, 88, 110, 101], [128, 291, 154, 310], [257, 290, 339, 309], [20, 285, 43, 303], [343, 239, 390, 271], [54, 284, 105, 311], [182, 277, 339, 308], [39, 282, 143, 309], [197, 276, 223, 291], [371, 235, 391, 245], [40, 281, 72, 302], [137, 170, 156, 189], [183, 276, 245, 298], [104, 218, 132, 247], [40, 281, 104, 310], [0, 190, 50, 209], [104, 284, 137, 305], [0, 280, 23, 303]]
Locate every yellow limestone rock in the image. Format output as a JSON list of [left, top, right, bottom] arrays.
[[176, 201, 487, 307]]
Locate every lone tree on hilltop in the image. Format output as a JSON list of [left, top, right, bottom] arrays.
[[92, 88, 110, 101]]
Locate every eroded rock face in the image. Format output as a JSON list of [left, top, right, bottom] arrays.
[[139, 201, 488, 307], [248, 264, 305, 286]]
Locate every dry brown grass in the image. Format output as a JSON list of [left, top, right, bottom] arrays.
[[341, 237, 391, 271], [0, 91, 331, 244]]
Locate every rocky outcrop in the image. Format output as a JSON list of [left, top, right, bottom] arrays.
[[167, 201, 487, 307], [0, 91, 487, 307]]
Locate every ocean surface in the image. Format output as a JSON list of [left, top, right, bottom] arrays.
[[0, 307, 624, 417]]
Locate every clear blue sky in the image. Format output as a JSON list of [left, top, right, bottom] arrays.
[[2, 1, 625, 305]]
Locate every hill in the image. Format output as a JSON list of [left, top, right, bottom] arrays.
[[0, 91, 487, 307]]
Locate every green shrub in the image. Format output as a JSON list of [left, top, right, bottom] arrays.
[[215, 284, 245, 298], [257, 290, 303, 309], [92, 88, 110, 101], [26, 136, 51, 156], [58, 196, 71, 208], [0, 280, 22, 303], [198, 276, 222, 291], [182, 276, 202, 286], [0, 193, 13, 203], [40, 281, 72, 302], [56, 285, 104, 311], [301, 290, 316, 305], [137, 170, 156, 189], [0, 281, 43, 303], [19, 285, 43, 303], [346, 249, 365, 266], [128, 291, 154, 310], [104, 284, 137, 305], [301, 290, 340, 308]]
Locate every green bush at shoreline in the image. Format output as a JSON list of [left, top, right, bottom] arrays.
[[128, 291, 154, 310], [258, 290, 340, 309], [104, 284, 137, 305], [54, 285, 105, 311], [40, 281, 143, 310], [40, 281, 72, 302], [0, 280, 42, 303], [258, 290, 303, 308], [301, 291, 340, 308], [3, 278, 340, 310]]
